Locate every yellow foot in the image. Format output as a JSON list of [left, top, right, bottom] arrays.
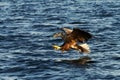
[[52, 45, 61, 50]]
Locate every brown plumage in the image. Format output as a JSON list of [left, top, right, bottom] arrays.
[[53, 28, 92, 53]]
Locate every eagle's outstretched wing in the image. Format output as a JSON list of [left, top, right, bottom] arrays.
[[55, 27, 92, 42], [69, 28, 92, 42]]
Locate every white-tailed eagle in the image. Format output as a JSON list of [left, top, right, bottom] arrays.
[[53, 28, 92, 53]]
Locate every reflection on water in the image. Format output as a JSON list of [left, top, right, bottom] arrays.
[[60, 56, 93, 65]]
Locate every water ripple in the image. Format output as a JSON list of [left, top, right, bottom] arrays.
[[0, 0, 120, 80]]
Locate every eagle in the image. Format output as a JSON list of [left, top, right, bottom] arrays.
[[52, 27, 92, 53]]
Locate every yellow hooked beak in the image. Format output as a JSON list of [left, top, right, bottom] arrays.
[[52, 45, 61, 50]]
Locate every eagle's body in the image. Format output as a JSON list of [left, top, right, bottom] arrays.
[[53, 28, 92, 53]]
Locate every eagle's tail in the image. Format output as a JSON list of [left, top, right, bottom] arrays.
[[77, 43, 91, 53]]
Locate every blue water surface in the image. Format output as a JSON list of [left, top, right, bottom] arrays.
[[0, 0, 120, 80]]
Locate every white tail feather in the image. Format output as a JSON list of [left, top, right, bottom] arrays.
[[79, 43, 91, 53]]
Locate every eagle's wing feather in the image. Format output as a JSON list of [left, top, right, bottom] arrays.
[[61, 27, 73, 34], [70, 28, 92, 42]]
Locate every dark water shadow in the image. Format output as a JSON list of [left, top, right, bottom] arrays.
[[56, 56, 97, 66], [110, 56, 120, 60]]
